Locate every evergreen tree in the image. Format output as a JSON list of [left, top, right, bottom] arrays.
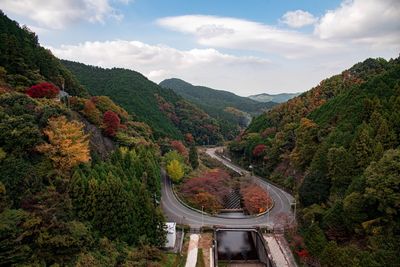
[[327, 146, 353, 197], [350, 123, 374, 170], [189, 146, 199, 169], [290, 118, 319, 169], [375, 119, 396, 149], [364, 149, 400, 220]]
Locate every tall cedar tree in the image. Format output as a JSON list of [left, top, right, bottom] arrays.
[[189, 146, 199, 169]]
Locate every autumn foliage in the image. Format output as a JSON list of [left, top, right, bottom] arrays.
[[26, 82, 60, 99], [82, 99, 102, 125], [103, 110, 120, 137], [166, 159, 184, 182], [171, 140, 188, 158], [180, 169, 230, 213], [253, 144, 266, 157], [185, 133, 194, 144], [36, 116, 90, 173], [241, 184, 272, 214]]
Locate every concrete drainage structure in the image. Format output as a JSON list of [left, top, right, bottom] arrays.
[[213, 228, 274, 267]]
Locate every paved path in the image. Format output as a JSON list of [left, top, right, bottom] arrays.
[[263, 234, 297, 267], [161, 147, 295, 229], [185, 234, 200, 267]]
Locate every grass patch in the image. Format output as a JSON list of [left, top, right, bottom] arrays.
[[196, 248, 205, 267], [163, 253, 178, 267]]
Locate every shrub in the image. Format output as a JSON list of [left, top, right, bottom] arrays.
[[26, 82, 59, 99]]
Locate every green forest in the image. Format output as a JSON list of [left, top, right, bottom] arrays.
[[160, 78, 277, 139], [0, 12, 167, 266], [62, 60, 224, 144], [229, 57, 400, 266], [1, 5, 399, 267]]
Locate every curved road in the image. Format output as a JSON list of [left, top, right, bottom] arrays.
[[161, 147, 295, 229]]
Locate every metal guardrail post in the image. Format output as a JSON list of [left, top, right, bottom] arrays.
[[179, 230, 185, 255]]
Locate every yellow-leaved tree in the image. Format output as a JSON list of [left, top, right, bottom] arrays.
[[37, 116, 90, 174], [166, 159, 184, 182]]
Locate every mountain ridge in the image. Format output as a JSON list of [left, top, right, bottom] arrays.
[[248, 92, 301, 103], [159, 78, 277, 137], [62, 60, 225, 144]]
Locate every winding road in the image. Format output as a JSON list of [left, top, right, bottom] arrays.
[[161, 147, 295, 229]]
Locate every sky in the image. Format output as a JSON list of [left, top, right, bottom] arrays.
[[1, 0, 399, 96]]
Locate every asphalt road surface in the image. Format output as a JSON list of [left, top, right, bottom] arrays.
[[161, 147, 295, 229]]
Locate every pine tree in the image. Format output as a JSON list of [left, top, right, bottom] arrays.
[[350, 123, 374, 170], [290, 118, 319, 169], [189, 146, 199, 169], [327, 147, 353, 196], [376, 119, 396, 149], [364, 149, 400, 218]]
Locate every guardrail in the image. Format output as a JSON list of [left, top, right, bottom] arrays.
[[169, 177, 275, 220]]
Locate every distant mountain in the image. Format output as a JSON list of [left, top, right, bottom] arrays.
[[62, 61, 225, 144], [248, 92, 300, 103], [159, 78, 277, 135]]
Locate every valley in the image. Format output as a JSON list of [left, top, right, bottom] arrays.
[[0, 3, 399, 267]]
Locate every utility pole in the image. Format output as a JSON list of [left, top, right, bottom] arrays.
[[201, 205, 204, 232], [291, 200, 297, 223], [267, 182, 269, 230], [294, 200, 296, 220]]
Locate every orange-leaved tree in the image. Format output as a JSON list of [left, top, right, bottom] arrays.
[[241, 184, 272, 214], [36, 116, 90, 174], [171, 140, 188, 158]]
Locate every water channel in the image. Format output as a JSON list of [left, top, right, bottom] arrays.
[[216, 230, 258, 261]]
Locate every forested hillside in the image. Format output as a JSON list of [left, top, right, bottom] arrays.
[[0, 12, 167, 266], [160, 78, 277, 136], [0, 11, 86, 97], [229, 57, 400, 266], [63, 61, 224, 144]]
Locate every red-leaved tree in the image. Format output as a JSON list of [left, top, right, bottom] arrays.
[[103, 110, 120, 137], [253, 144, 266, 157], [171, 140, 188, 158], [180, 169, 231, 213], [26, 82, 60, 99]]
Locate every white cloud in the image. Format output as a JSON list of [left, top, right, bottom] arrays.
[[157, 15, 338, 59], [114, 0, 133, 4], [47, 0, 399, 95], [25, 25, 50, 35], [48, 40, 272, 94], [0, 0, 126, 29], [50, 38, 396, 96], [315, 0, 400, 45], [281, 10, 317, 28]]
